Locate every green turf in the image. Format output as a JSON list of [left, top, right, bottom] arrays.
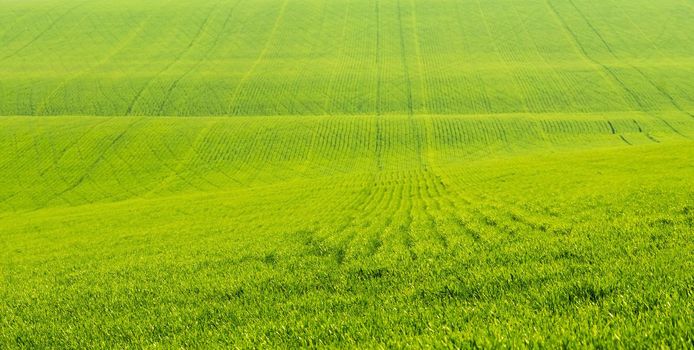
[[1, 0, 693, 348]]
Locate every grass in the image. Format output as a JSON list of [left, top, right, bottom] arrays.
[[0, 0, 692, 116], [1, 115, 692, 347], [0, 0, 693, 348]]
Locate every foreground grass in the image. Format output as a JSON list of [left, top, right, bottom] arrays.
[[1, 115, 692, 347]]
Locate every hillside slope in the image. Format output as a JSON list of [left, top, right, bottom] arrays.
[[1, 0, 693, 347], [0, 0, 692, 116], [0, 112, 691, 212], [1, 115, 693, 347]]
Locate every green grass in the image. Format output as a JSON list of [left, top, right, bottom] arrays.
[[0, 0, 692, 116], [1, 115, 693, 347], [1, 0, 693, 348]]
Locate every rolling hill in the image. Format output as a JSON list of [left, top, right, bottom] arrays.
[[0, 0, 692, 116], [1, 0, 693, 347]]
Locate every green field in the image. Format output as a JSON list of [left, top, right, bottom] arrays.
[[2, 0, 693, 116], [1, 0, 693, 348]]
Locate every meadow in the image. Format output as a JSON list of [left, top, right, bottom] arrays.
[[1, 0, 693, 347]]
